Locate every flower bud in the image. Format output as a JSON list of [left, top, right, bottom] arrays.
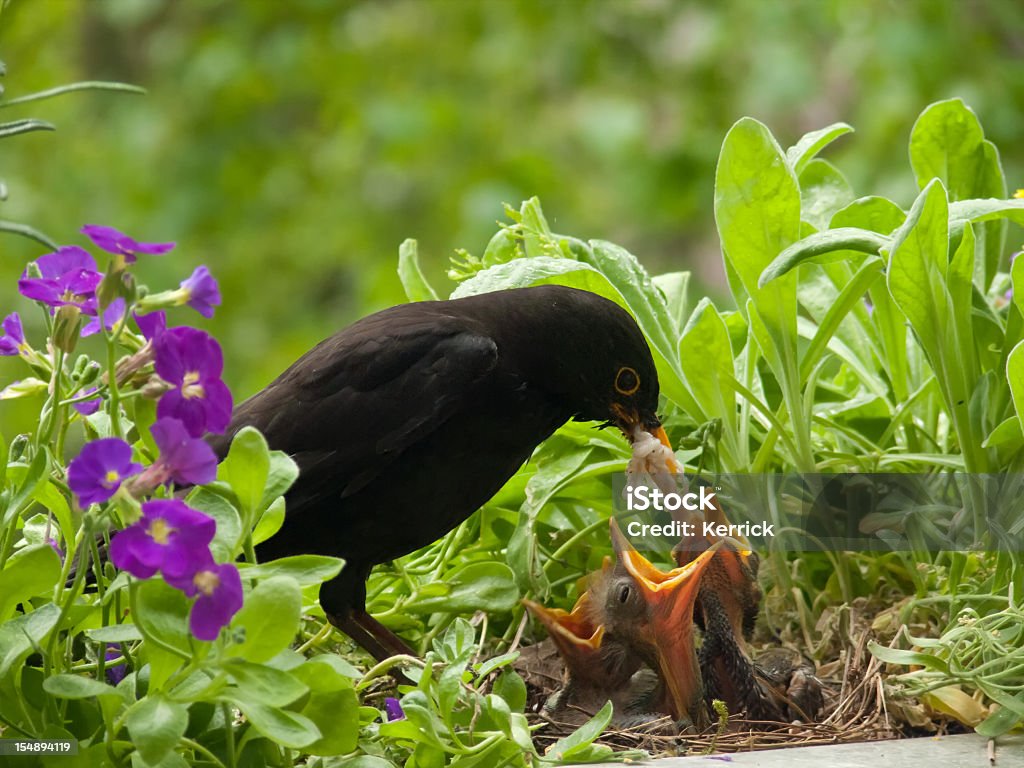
[[52, 305, 82, 354]]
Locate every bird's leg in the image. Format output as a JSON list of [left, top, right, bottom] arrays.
[[328, 610, 417, 663]]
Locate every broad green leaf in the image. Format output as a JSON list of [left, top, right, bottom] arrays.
[[785, 121, 853, 175], [909, 99, 1006, 283], [678, 299, 739, 463], [42, 674, 119, 699], [651, 271, 690, 335], [260, 450, 299, 511], [759, 228, 889, 286], [241, 554, 344, 586], [252, 496, 286, 546], [227, 696, 320, 748], [290, 659, 359, 755], [867, 640, 950, 673], [86, 624, 143, 643], [406, 562, 518, 614], [0, 544, 61, 620], [975, 693, 1024, 737], [186, 487, 242, 561], [217, 427, 270, 521], [799, 158, 855, 231], [544, 700, 613, 761], [0, 604, 59, 678], [125, 696, 188, 766], [886, 180, 949, 359], [397, 238, 439, 302], [30, 481, 74, 559], [492, 669, 527, 713], [222, 658, 308, 707], [226, 575, 302, 662], [831, 195, 906, 233], [1007, 341, 1024, 434], [982, 416, 1023, 450], [3, 447, 50, 526], [949, 198, 1024, 229]]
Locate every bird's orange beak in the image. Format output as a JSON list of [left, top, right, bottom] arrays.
[[523, 592, 605, 673], [609, 518, 721, 727]]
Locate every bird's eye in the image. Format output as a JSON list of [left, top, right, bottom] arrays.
[[617, 584, 631, 604], [615, 366, 640, 396]]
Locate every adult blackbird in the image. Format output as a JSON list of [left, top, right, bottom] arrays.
[[209, 286, 673, 662]]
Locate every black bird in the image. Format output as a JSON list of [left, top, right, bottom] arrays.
[[209, 286, 673, 662]]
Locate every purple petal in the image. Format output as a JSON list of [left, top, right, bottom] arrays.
[[109, 526, 160, 579], [47, 537, 65, 561], [63, 269, 104, 301], [36, 246, 97, 279], [187, 563, 243, 641], [104, 645, 127, 685], [134, 311, 167, 341], [67, 438, 142, 507], [199, 379, 233, 435], [18, 277, 65, 306], [384, 697, 405, 721], [82, 298, 125, 337], [0, 312, 25, 355], [180, 266, 221, 319], [72, 388, 102, 415], [151, 417, 218, 486], [82, 224, 175, 260], [157, 390, 208, 438]]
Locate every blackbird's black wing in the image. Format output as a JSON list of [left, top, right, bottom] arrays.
[[213, 310, 499, 511]]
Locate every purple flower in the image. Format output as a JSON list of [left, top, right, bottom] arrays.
[[18, 246, 102, 309], [180, 266, 221, 318], [134, 311, 166, 341], [81, 225, 175, 264], [384, 697, 405, 722], [149, 417, 218, 486], [154, 327, 232, 437], [104, 645, 127, 685], [0, 312, 26, 356], [81, 298, 126, 337], [72, 387, 102, 416], [109, 499, 216, 580], [67, 438, 142, 507], [166, 557, 243, 641]]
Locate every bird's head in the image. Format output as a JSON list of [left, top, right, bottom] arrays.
[[586, 518, 721, 726], [497, 286, 666, 445]]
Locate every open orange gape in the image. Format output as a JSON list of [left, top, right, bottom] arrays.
[[523, 492, 824, 731]]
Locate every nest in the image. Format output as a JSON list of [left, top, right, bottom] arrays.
[[521, 625, 918, 757]]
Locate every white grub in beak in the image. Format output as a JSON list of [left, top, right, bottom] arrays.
[[625, 425, 686, 497]]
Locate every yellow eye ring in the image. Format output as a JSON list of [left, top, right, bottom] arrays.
[[615, 366, 640, 396]]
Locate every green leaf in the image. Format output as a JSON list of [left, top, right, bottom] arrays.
[[86, 624, 143, 643], [492, 669, 527, 713], [785, 121, 853, 175], [909, 98, 1006, 284], [975, 691, 1024, 737], [4, 447, 50, 526], [252, 496, 286, 546], [397, 238, 439, 302], [125, 696, 188, 766], [830, 195, 907, 233], [42, 674, 119, 699], [867, 640, 950, 673], [651, 271, 690, 336], [678, 298, 736, 437], [222, 658, 308, 707], [886, 180, 949, 360], [0, 80, 145, 107], [228, 696, 320, 748], [949, 197, 1024, 230], [406, 562, 518, 614], [261, 450, 299, 511], [186, 487, 242, 562], [226, 575, 302, 662], [759, 228, 889, 286], [0, 604, 60, 678], [290, 658, 360, 755], [0, 544, 62, 621], [544, 700, 613, 761], [1007, 342, 1024, 434], [0, 118, 55, 138], [241, 555, 344, 587], [217, 427, 270, 521], [799, 158, 855, 231]]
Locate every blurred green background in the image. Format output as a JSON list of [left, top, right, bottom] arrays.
[[1, 0, 1022, 434]]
